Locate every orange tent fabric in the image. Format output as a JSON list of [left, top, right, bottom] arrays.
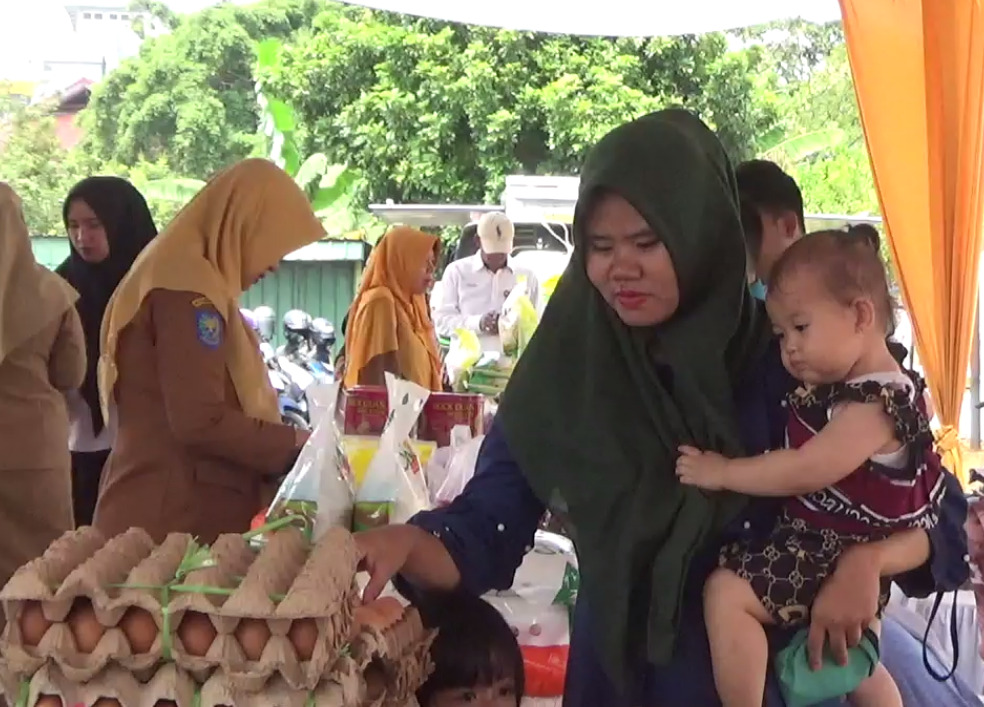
[[840, 0, 984, 486]]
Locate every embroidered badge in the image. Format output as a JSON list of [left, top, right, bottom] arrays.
[[191, 296, 213, 308], [195, 309, 223, 349]]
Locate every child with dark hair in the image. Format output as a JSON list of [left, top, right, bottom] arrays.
[[847, 223, 881, 252], [677, 230, 949, 707], [416, 590, 525, 707], [736, 159, 806, 285]]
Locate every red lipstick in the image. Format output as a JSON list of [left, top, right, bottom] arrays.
[[615, 291, 647, 309]]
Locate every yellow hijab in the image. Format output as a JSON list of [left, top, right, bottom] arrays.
[[0, 182, 78, 366], [344, 227, 442, 390], [99, 159, 326, 422]]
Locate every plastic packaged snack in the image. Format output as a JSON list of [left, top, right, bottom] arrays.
[[499, 280, 539, 359], [354, 374, 431, 530], [445, 328, 482, 392], [266, 382, 355, 539]]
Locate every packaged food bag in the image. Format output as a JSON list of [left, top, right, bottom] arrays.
[[446, 328, 482, 392], [434, 426, 484, 506], [354, 374, 431, 530], [499, 280, 539, 359], [265, 381, 355, 539], [484, 531, 577, 699], [464, 353, 513, 397]]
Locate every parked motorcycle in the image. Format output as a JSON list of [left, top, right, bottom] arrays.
[[309, 317, 336, 381], [248, 306, 310, 429], [278, 309, 336, 385]]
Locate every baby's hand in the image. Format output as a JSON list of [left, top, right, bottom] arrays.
[[675, 445, 729, 490]]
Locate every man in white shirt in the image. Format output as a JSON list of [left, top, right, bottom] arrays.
[[432, 212, 540, 351]]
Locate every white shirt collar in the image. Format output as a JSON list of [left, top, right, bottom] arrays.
[[468, 251, 513, 274]]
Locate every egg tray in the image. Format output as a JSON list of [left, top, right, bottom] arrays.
[[348, 607, 435, 707], [21, 661, 192, 707], [17, 655, 425, 707], [0, 525, 362, 691]]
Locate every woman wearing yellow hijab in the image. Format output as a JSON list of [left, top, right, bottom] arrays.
[[93, 159, 326, 544], [343, 227, 443, 390], [0, 183, 84, 599]]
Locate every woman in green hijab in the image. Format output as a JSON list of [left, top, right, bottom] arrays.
[[355, 110, 967, 706]]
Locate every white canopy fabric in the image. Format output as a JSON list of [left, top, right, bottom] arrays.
[[338, 0, 841, 36]]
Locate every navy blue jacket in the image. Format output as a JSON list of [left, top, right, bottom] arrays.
[[405, 342, 970, 706]]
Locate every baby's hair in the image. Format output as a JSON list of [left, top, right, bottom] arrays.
[[415, 590, 525, 707], [769, 229, 896, 334], [846, 222, 881, 251]]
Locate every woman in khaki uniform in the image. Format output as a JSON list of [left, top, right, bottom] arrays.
[[0, 183, 85, 593], [93, 159, 326, 544]]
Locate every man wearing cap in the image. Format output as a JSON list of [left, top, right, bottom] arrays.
[[432, 212, 540, 351]]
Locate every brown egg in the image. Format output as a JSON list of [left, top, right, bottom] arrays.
[[119, 606, 158, 654], [287, 618, 319, 661], [18, 601, 51, 646], [177, 611, 216, 657], [364, 660, 386, 700], [368, 597, 404, 627], [33, 695, 63, 707], [234, 618, 271, 661], [67, 598, 105, 653]]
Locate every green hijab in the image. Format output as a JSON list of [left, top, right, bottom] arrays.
[[498, 109, 772, 685]]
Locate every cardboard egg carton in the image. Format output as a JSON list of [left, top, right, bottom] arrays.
[[21, 660, 196, 707], [169, 525, 362, 692], [198, 655, 369, 707], [350, 605, 435, 707], [0, 527, 160, 681]]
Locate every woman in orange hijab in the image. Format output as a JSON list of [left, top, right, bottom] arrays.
[[343, 227, 443, 390], [93, 159, 326, 543]]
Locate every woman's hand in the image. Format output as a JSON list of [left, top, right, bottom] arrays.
[[355, 524, 461, 603], [807, 544, 881, 669]]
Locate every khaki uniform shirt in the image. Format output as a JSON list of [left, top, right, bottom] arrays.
[[94, 289, 297, 544]]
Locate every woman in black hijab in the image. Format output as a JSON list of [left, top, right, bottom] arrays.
[[58, 177, 157, 526]]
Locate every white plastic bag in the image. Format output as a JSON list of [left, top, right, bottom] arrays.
[[485, 531, 577, 699], [355, 373, 431, 529], [266, 381, 354, 539], [434, 426, 484, 506]]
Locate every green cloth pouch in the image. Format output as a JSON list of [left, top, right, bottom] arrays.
[[775, 627, 880, 707]]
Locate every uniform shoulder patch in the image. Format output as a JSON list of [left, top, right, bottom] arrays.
[[195, 308, 223, 349]]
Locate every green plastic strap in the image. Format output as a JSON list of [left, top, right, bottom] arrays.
[[192, 685, 202, 707], [160, 584, 172, 661], [243, 513, 312, 541], [14, 679, 28, 707]]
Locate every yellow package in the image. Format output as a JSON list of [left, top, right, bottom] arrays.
[[500, 281, 540, 358], [446, 328, 482, 392], [343, 435, 437, 490]]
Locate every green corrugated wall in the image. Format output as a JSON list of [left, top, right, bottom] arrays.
[[241, 261, 358, 345], [31, 236, 359, 345]]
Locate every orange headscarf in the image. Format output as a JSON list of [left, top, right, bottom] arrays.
[[99, 159, 326, 422], [344, 227, 442, 390]]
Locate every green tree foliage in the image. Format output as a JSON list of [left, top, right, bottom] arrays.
[[0, 105, 74, 234], [737, 22, 878, 214], [778, 44, 879, 215], [80, 0, 322, 178], [263, 5, 783, 204]]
